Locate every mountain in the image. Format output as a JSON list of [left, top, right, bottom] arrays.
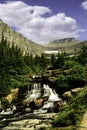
[[1, 19, 87, 56], [0, 19, 46, 55], [46, 38, 87, 54]]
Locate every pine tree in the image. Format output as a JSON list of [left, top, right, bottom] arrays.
[[50, 53, 56, 68]]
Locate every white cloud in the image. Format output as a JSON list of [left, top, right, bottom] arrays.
[[0, 1, 83, 44], [81, 0, 87, 10]]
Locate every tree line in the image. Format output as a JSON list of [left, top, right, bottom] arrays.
[[0, 35, 87, 99]]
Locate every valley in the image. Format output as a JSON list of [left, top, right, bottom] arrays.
[[0, 19, 87, 130]]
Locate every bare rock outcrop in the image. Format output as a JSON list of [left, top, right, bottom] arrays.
[[77, 111, 87, 130], [5, 88, 19, 104]]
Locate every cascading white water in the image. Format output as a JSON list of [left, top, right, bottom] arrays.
[[41, 84, 61, 111], [48, 87, 61, 101], [26, 84, 62, 114], [26, 83, 41, 101], [43, 84, 61, 101]]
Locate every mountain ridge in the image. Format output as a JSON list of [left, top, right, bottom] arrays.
[[46, 37, 87, 54], [0, 19, 46, 55], [0, 19, 87, 55]]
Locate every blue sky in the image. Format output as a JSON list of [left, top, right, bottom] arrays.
[[0, 0, 87, 44]]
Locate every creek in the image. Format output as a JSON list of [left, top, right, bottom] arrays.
[[25, 83, 62, 113], [0, 81, 63, 130]]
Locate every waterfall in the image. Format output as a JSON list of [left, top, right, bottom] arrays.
[[26, 83, 62, 114], [43, 84, 61, 101], [48, 88, 61, 101], [26, 83, 41, 101], [43, 84, 50, 97], [41, 84, 61, 110]]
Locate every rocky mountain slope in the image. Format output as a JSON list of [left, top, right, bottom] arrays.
[[0, 19, 46, 55], [46, 38, 87, 54], [0, 19, 87, 56]]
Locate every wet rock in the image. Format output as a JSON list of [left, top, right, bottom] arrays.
[[30, 97, 48, 109], [34, 99, 44, 108], [1, 113, 56, 130], [25, 108, 31, 113]]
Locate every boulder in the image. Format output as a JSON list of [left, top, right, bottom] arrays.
[[62, 91, 72, 99], [5, 88, 19, 104], [71, 88, 83, 95], [5, 94, 13, 104], [62, 88, 83, 99], [34, 99, 44, 108], [54, 100, 64, 112], [30, 96, 48, 109], [11, 88, 19, 95]]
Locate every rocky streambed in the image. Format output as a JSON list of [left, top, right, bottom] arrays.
[[0, 112, 57, 130], [0, 83, 63, 130]]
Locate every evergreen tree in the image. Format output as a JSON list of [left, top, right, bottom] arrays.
[[78, 44, 87, 65], [54, 53, 65, 69], [50, 53, 56, 68], [40, 53, 49, 70]]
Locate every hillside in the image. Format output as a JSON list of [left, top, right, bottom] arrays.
[[1, 19, 87, 56], [46, 38, 87, 54], [0, 19, 46, 55]]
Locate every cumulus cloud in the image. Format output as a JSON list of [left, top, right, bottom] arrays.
[[81, 0, 87, 10], [0, 1, 83, 44]]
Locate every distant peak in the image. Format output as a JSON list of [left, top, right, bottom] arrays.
[[50, 37, 76, 43]]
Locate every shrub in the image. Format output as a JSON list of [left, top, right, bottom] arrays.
[[63, 60, 79, 70], [53, 86, 87, 127], [56, 63, 87, 92], [1, 97, 9, 108]]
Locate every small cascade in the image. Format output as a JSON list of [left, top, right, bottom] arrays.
[[40, 84, 61, 112], [25, 83, 62, 114], [48, 87, 61, 102], [43, 84, 61, 101], [28, 84, 62, 114], [26, 83, 41, 101], [0, 83, 63, 117], [43, 84, 50, 97], [0, 105, 16, 115]]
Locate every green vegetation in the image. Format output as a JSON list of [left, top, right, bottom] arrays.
[[51, 44, 87, 128], [53, 86, 87, 127], [0, 35, 87, 128], [0, 36, 50, 99], [55, 62, 86, 93]]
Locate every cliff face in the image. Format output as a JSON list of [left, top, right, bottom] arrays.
[[50, 38, 76, 44], [0, 19, 46, 55], [46, 38, 87, 54], [46, 37, 79, 54]]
